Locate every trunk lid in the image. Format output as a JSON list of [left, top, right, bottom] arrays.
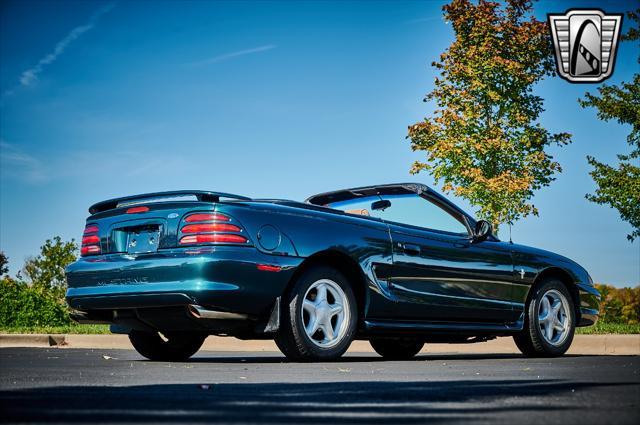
[[82, 191, 251, 256]]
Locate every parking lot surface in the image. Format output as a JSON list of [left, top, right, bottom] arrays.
[[1, 348, 639, 424]]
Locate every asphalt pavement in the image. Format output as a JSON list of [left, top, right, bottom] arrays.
[[1, 348, 639, 424]]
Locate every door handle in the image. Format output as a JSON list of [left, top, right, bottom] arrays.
[[401, 243, 421, 256]]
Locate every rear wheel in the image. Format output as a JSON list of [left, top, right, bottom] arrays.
[[370, 338, 424, 360], [513, 279, 576, 357], [129, 330, 206, 361], [275, 266, 357, 361]]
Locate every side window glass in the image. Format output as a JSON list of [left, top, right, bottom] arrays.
[[378, 194, 468, 235], [327, 197, 383, 219]]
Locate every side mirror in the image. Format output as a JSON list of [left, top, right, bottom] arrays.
[[371, 199, 391, 211], [473, 220, 492, 242]]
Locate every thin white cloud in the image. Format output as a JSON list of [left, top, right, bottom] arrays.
[[0, 141, 186, 185], [19, 2, 116, 87], [188, 45, 276, 66], [0, 141, 48, 183]]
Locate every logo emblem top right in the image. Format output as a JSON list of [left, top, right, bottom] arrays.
[[548, 9, 623, 83]]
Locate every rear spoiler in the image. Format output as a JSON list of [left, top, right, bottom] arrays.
[[89, 190, 251, 214]]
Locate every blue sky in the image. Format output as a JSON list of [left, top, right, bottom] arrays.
[[1, 0, 638, 286]]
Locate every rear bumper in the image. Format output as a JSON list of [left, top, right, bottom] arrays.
[[65, 246, 302, 317]]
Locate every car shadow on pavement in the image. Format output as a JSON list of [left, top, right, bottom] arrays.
[[410, 353, 598, 361], [185, 352, 595, 364], [1, 379, 635, 424]]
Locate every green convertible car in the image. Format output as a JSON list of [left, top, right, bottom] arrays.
[[65, 183, 600, 361]]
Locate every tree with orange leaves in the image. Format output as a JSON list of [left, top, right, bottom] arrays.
[[408, 0, 570, 231]]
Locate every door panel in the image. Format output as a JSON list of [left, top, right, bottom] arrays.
[[387, 225, 518, 323], [325, 190, 519, 323]]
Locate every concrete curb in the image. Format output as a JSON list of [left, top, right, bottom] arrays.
[[0, 334, 66, 347], [1, 333, 639, 355]]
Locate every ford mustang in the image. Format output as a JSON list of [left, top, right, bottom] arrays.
[[65, 183, 600, 361]]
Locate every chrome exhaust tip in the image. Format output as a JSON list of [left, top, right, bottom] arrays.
[[69, 310, 111, 325], [187, 304, 248, 320]]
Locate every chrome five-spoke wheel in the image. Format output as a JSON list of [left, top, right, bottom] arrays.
[[513, 279, 576, 357], [538, 289, 571, 346], [275, 266, 357, 361], [301, 279, 350, 348]]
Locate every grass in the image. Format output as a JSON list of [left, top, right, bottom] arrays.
[[0, 323, 638, 335], [576, 322, 640, 335], [0, 324, 111, 334]]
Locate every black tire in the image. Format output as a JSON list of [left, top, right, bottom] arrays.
[[275, 266, 358, 362], [513, 279, 576, 357], [370, 338, 425, 360], [129, 330, 206, 361]]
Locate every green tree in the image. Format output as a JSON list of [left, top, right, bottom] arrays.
[[23, 236, 78, 298], [408, 0, 570, 230], [579, 10, 640, 241], [0, 251, 8, 277]]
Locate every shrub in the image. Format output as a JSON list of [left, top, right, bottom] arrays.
[[0, 278, 71, 327], [595, 284, 640, 324]]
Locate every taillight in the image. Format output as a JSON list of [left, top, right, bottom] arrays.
[[84, 224, 99, 233], [180, 234, 247, 244], [184, 213, 230, 222], [179, 212, 248, 246], [81, 235, 100, 245], [181, 223, 241, 233], [81, 245, 100, 255], [81, 224, 101, 256]]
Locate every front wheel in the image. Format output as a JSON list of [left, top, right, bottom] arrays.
[[513, 279, 576, 357], [275, 266, 358, 362], [370, 338, 424, 360], [129, 330, 206, 361]]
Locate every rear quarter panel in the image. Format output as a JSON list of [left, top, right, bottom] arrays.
[[215, 201, 395, 317]]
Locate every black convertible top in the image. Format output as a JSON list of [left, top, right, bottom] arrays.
[[305, 183, 431, 206]]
